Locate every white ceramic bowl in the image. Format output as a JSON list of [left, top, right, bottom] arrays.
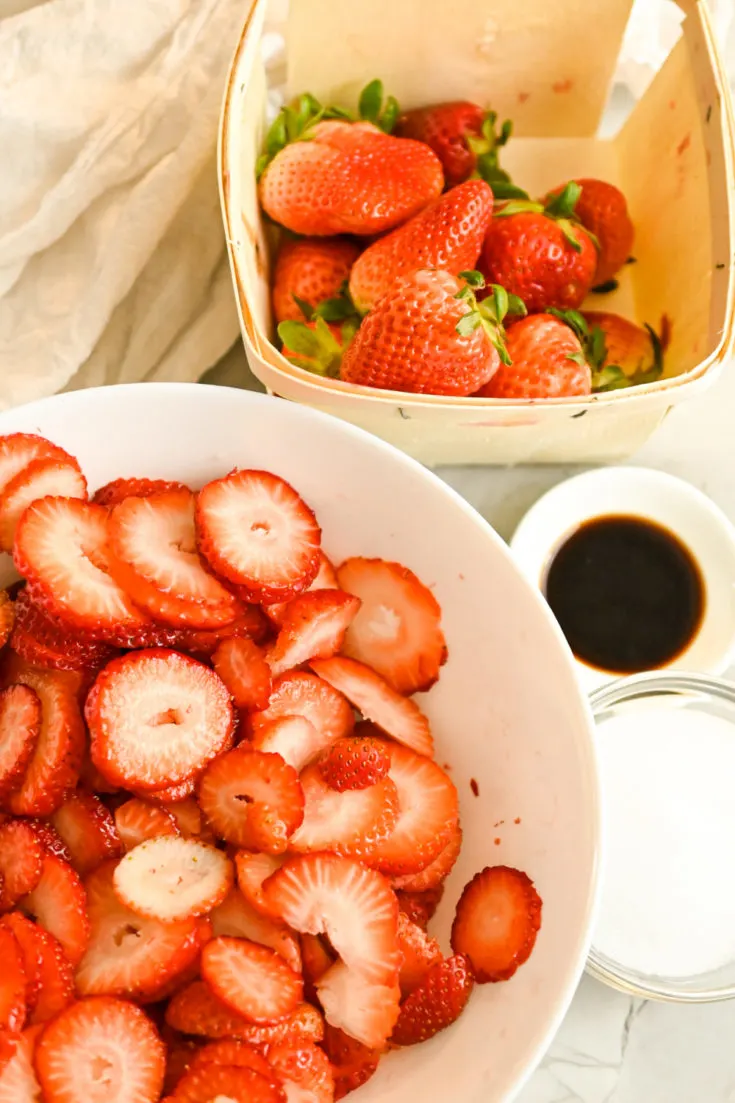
[[0, 384, 602, 1103]]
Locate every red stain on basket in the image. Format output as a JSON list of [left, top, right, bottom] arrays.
[[552, 78, 574, 94], [707, 149, 712, 167], [493, 820, 505, 828], [470, 778, 479, 797], [669, 99, 677, 110], [677, 133, 691, 156], [659, 313, 672, 352], [517, 91, 530, 104], [494, 837, 501, 846], [514, 817, 522, 825]]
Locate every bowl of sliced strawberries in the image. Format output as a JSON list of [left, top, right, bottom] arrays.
[[0, 383, 601, 1103]]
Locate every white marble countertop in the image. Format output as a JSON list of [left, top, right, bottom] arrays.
[[206, 342, 735, 1102]]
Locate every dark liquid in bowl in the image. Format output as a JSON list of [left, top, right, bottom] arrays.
[[544, 514, 705, 674]]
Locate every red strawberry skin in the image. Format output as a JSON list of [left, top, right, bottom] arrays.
[[582, 311, 658, 377], [478, 313, 591, 399], [348, 180, 494, 312], [451, 865, 543, 982], [391, 953, 474, 1045], [482, 212, 596, 313], [340, 269, 499, 396], [549, 178, 634, 284], [273, 237, 361, 323], [259, 120, 444, 237], [394, 101, 488, 187], [319, 735, 391, 792]]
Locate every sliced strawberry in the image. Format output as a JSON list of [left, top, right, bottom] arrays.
[[12, 498, 151, 643], [87, 649, 234, 791], [211, 888, 302, 974], [249, 672, 354, 769], [266, 590, 360, 679], [322, 1025, 380, 1101], [310, 658, 433, 758], [239, 1003, 325, 1048], [0, 821, 44, 910], [18, 852, 89, 966], [195, 470, 322, 603], [0, 914, 43, 1016], [365, 741, 458, 877], [173, 1063, 285, 1103], [337, 558, 447, 695], [317, 961, 400, 1049], [0, 926, 26, 1031], [78, 752, 121, 796], [397, 913, 443, 997], [266, 553, 340, 627], [290, 766, 399, 859], [92, 477, 190, 508], [35, 995, 165, 1103], [268, 1041, 334, 1103], [0, 457, 88, 554], [10, 591, 117, 671], [164, 797, 214, 842], [250, 716, 324, 774], [107, 489, 241, 629], [201, 936, 303, 1024], [234, 852, 284, 919], [0, 434, 72, 498], [0, 591, 14, 650], [391, 953, 474, 1045], [392, 819, 462, 893], [396, 886, 445, 930], [212, 636, 272, 711], [1, 913, 73, 1025], [263, 853, 399, 985], [113, 837, 233, 922], [22, 821, 72, 865], [75, 862, 203, 999], [177, 604, 271, 657], [186, 1038, 274, 1079], [198, 747, 304, 853], [50, 792, 123, 877], [319, 735, 391, 792], [114, 798, 180, 851], [140, 778, 196, 804], [0, 685, 40, 801], [0, 661, 85, 817], [300, 933, 335, 991], [450, 865, 543, 982], [165, 979, 256, 1038], [161, 1033, 201, 1096], [0, 1025, 43, 1102]]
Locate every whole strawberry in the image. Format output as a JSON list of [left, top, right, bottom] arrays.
[[340, 270, 523, 396], [348, 180, 494, 313], [548, 179, 634, 286], [394, 102, 512, 189], [482, 183, 597, 313], [582, 311, 663, 386], [477, 312, 591, 399], [272, 238, 361, 324]]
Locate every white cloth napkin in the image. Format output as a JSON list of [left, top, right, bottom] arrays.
[[1, 0, 732, 412]]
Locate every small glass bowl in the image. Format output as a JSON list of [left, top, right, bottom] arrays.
[[586, 670, 735, 1002]]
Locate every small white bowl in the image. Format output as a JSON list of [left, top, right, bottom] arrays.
[[510, 466, 735, 692]]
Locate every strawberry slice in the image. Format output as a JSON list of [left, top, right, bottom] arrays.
[[10, 591, 117, 672], [201, 936, 303, 1024], [50, 792, 123, 877], [234, 852, 285, 919], [263, 853, 400, 985], [1, 660, 86, 817], [310, 657, 433, 758], [265, 552, 340, 627], [1, 913, 73, 1026], [250, 716, 325, 774], [87, 649, 234, 792], [139, 779, 196, 805], [161, 1033, 200, 1096], [364, 741, 458, 877], [289, 766, 399, 859], [186, 1038, 274, 1079], [165, 979, 257, 1039], [22, 820, 72, 865], [18, 852, 89, 966], [450, 865, 543, 982], [397, 913, 443, 997], [195, 470, 322, 603], [12, 498, 151, 642], [176, 603, 271, 657], [198, 747, 304, 854], [0, 1025, 43, 1102], [113, 837, 234, 922], [172, 1064, 285, 1103], [0, 926, 26, 1031], [392, 819, 462, 893], [316, 961, 400, 1050], [319, 734, 391, 792], [267, 1041, 335, 1103], [0, 457, 88, 554], [0, 433, 71, 497], [92, 477, 190, 508], [0, 591, 14, 650], [238, 1003, 325, 1048], [300, 933, 335, 993], [0, 821, 44, 909], [114, 798, 180, 851], [322, 1025, 380, 1101], [249, 671, 354, 768], [390, 953, 474, 1045], [212, 636, 272, 711], [210, 890, 302, 975], [75, 862, 203, 999], [396, 886, 445, 930], [0, 685, 40, 801], [107, 489, 241, 629], [164, 798, 214, 843], [35, 995, 166, 1103], [337, 557, 448, 695], [265, 590, 361, 678]]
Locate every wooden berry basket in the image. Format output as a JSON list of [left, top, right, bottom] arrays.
[[219, 0, 735, 467]]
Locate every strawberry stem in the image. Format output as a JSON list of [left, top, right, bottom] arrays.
[[548, 309, 664, 391], [358, 80, 400, 133], [277, 317, 357, 378], [454, 273, 526, 365]]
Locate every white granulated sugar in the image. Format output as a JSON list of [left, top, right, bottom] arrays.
[[594, 705, 735, 978]]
